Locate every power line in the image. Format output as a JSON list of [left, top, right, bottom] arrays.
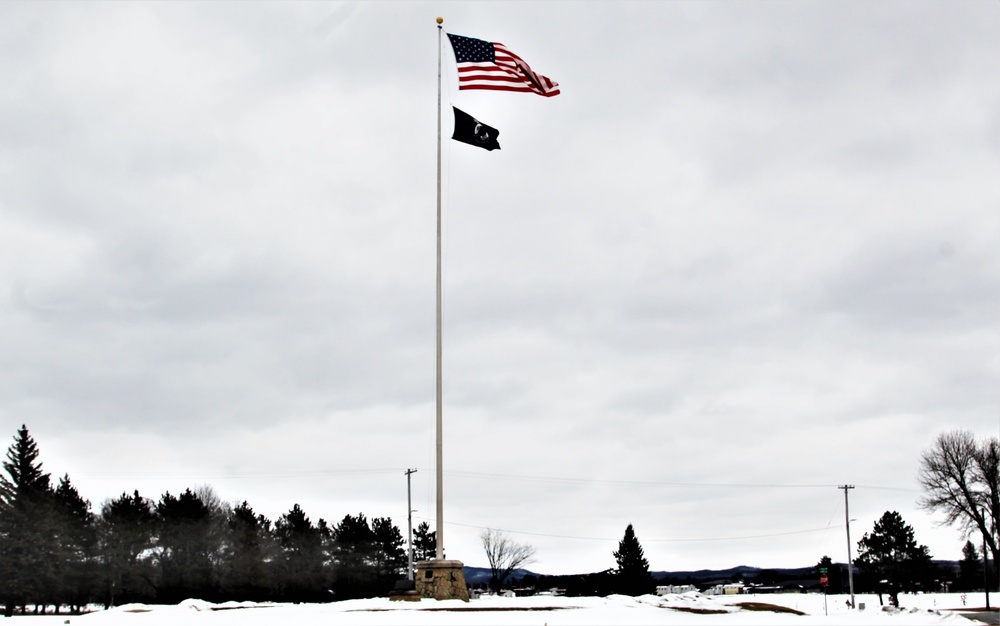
[[449, 469, 837, 488], [417, 515, 845, 544], [75, 468, 404, 479], [445, 470, 919, 492], [74, 467, 920, 493]]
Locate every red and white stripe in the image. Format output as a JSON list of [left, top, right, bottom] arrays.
[[456, 42, 561, 97]]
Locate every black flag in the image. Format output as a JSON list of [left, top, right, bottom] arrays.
[[451, 107, 500, 151]]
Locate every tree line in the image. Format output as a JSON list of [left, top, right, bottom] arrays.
[[2, 424, 995, 612], [0, 425, 437, 616]]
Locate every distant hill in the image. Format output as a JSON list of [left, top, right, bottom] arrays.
[[465, 561, 959, 586], [652, 560, 958, 583], [652, 565, 816, 582], [463, 564, 817, 584], [462, 566, 540, 585]]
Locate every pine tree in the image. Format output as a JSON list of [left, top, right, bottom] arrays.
[[220, 501, 276, 601], [957, 540, 983, 591], [371, 517, 407, 585], [612, 524, 654, 596], [98, 490, 157, 607], [0, 425, 56, 616], [856, 510, 934, 604], [274, 504, 328, 602], [52, 474, 98, 612], [332, 513, 378, 599], [412, 521, 436, 562], [155, 489, 216, 603]]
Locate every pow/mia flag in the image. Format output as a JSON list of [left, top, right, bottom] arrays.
[[451, 107, 500, 151]]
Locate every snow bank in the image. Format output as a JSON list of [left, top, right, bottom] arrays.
[[13, 592, 984, 625]]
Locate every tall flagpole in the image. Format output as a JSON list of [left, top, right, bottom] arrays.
[[434, 16, 445, 561]]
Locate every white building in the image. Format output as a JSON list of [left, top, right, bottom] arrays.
[[705, 583, 744, 595], [655, 585, 698, 595]]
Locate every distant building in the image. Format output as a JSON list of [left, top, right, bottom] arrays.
[[656, 585, 697, 595], [536, 588, 567, 596], [705, 583, 745, 595]]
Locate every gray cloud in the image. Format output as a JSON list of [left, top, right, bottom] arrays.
[[0, 0, 996, 575]]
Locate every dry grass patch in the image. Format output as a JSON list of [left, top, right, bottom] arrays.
[[665, 606, 730, 615], [422, 606, 572, 612], [735, 601, 806, 615], [354, 606, 575, 613]]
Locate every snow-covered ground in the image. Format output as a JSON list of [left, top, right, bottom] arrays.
[[11, 592, 994, 625]]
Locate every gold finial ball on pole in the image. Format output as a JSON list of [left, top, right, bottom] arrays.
[[436, 17, 443, 24]]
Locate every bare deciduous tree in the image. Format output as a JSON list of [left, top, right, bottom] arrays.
[[480, 528, 536, 591], [917, 430, 999, 589]]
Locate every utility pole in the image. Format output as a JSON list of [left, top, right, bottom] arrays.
[[840, 485, 856, 609], [406, 468, 417, 580], [983, 507, 991, 610]]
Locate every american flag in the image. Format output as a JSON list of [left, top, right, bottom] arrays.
[[446, 33, 560, 97]]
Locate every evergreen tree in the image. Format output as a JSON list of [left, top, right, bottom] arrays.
[[412, 521, 436, 562], [612, 524, 654, 596], [274, 504, 329, 602], [52, 474, 98, 612], [0, 425, 56, 616], [316, 517, 334, 581], [957, 540, 983, 591], [856, 510, 934, 604], [332, 513, 378, 599], [815, 555, 832, 572], [0, 425, 51, 498], [219, 501, 276, 601], [371, 517, 407, 585], [155, 489, 216, 602], [98, 490, 157, 607]]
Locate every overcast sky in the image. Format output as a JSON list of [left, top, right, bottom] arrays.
[[1, 1, 997, 576]]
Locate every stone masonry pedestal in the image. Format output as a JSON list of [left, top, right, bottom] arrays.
[[414, 559, 469, 601]]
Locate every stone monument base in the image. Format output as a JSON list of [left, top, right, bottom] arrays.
[[414, 559, 469, 601]]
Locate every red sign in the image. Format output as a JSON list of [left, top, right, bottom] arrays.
[[820, 574, 829, 587]]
